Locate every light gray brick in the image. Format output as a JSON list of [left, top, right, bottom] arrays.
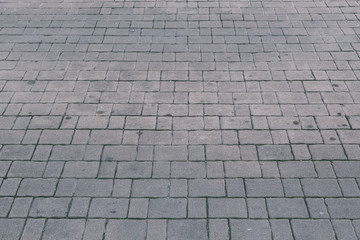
[[21, 219, 45, 240], [0, 219, 25, 240], [18, 179, 57, 196], [105, 220, 147, 240], [301, 179, 342, 197], [29, 198, 70, 217], [171, 162, 206, 178], [230, 220, 271, 240], [209, 198, 247, 218], [225, 161, 261, 177], [74, 179, 112, 197], [246, 179, 284, 197], [83, 220, 106, 240], [168, 220, 208, 240], [149, 198, 186, 218], [292, 220, 335, 240], [89, 198, 129, 218], [43, 219, 85, 240], [69, 197, 90, 217], [267, 198, 308, 218], [189, 179, 225, 197]]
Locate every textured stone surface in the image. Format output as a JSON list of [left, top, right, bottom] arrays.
[[1, 0, 360, 238]]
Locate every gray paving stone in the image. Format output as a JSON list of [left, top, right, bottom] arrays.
[[20, 219, 45, 240], [267, 198, 309, 218], [206, 145, 240, 160], [332, 220, 358, 240], [247, 198, 268, 219], [43, 219, 85, 240], [292, 220, 335, 240], [148, 198, 186, 218], [89, 130, 122, 144], [309, 145, 347, 160], [154, 145, 187, 160], [189, 179, 225, 197], [116, 162, 152, 178], [68, 197, 90, 217], [102, 146, 137, 161], [168, 220, 208, 240], [0, 145, 34, 160], [283, 179, 304, 197], [306, 198, 329, 219], [230, 220, 271, 240], [0, 178, 21, 196], [258, 145, 293, 160], [0, 219, 25, 240], [62, 161, 99, 178], [105, 220, 147, 240], [0, 130, 25, 144], [8, 161, 45, 177], [39, 130, 73, 144], [132, 179, 169, 197], [279, 161, 317, 178], [333, 161, 360, 177], [326, 198, 360, 219], [224, 161, 261, 177], [74, 179, 113, 197], [82, 220, 106, 240], [89, 198, 129, 218], [9, 197, 32, 217], [171, 162, 206, 178], [246, 179, 284, 197], [18, 179, 57, 196], [209, 198, 247, 218], [301, 179, 342, 197], [270, 220, 293, 240], [29, 197, 71, 217], [189, 131, 222, 144], [0, 197, 12, 217], [128, 198, 148, 218], [209, 219, 229, 240]]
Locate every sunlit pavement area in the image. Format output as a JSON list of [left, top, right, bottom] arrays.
[[0, 0, 360, 239]]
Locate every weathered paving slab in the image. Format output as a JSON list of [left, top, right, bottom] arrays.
[[0, 0, 360, 238]]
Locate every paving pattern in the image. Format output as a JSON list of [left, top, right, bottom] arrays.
[[0, 0, 360, 239]]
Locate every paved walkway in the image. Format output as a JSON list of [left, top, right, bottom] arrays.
[[0, 0, 360, 239]]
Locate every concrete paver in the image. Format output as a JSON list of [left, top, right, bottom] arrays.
[[0, 0, 360, 239]]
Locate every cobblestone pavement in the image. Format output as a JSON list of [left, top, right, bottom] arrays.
[[0, 0, 360, 239]]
